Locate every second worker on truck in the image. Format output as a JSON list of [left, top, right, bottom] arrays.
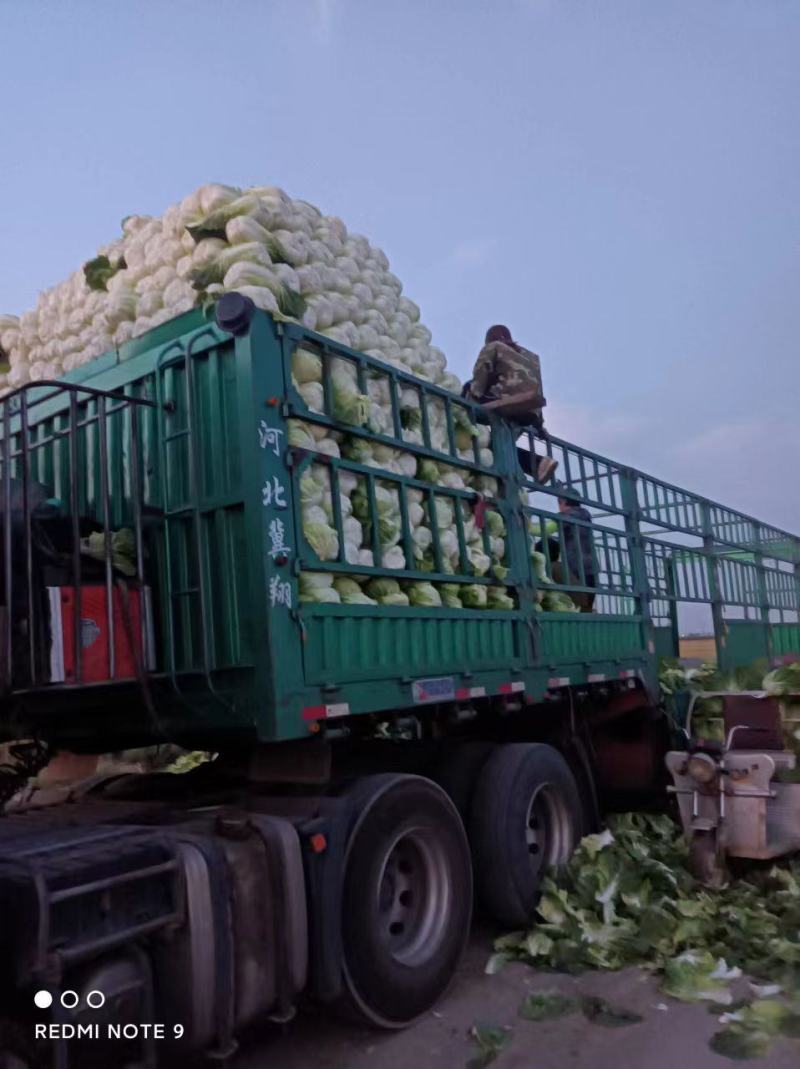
[[465, 325, 558, 483], [558, 492, 597, 612]]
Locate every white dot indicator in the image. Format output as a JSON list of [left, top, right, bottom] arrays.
[[34, 991, 53, 1009]]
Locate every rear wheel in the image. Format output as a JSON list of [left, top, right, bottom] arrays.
[[340, 775, 472, 1027], [470, 743, 582, 926], [434, 741, 495, 819]]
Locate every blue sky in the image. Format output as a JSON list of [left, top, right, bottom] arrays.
[[1, 0, 798, 532]]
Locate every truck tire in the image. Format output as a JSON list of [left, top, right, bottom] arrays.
[[434, 741, 496, 819], [340, 774, 472, 1028], [470, 743, 581, 926]]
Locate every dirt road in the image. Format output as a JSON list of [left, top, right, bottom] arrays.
[[232, 934, 798, 1069]]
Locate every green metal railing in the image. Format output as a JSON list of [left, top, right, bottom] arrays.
[[277, 317, 800, 679], [1, 307, 797, 747]]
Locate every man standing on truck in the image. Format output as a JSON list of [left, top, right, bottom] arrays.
[[557, 492, 596, 611], [465, 325, 558, 483]]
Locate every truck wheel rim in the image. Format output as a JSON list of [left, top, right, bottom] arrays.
[[375, 827, 451, 967], [525, 783, 570, 873]]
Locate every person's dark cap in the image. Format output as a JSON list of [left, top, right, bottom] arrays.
[[485, 324, 513, 345]]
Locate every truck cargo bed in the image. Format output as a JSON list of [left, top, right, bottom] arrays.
[[0, 307, 796, 749]]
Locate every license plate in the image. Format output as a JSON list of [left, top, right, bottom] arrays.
[[412, 676, 456, 704]]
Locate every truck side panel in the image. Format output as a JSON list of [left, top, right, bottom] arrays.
[[0, 308, 797, 749]]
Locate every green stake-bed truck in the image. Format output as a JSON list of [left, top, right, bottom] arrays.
[[0, 297, 797, 1066]]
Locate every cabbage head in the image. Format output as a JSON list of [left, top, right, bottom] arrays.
[[288, 420, 316, 449], [486, 510, 506, 538], [333, 577, 363, 598], [300, 471, 323, 507], [763, 664, 800, 696], [343, 438, 374, 465], [330, 360, 368, 426], [541, 591, 578, 612], [366, 577, 401, 599], [461, 584, 488, 609], [467, 548, 491, 576], [383, 546, 406, 569], [342, 592, 378, 605], [417, 459, 440, 483], [292, 347, 322, 384], [304, 522, 340, 561], [382, 592, 410, 606], [487, 586, 514, 610], [440, 584, 462, 609], [299, 572, 340, 603], [408, 582, 442, 607]]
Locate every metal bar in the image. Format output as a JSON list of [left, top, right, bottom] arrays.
[[19, 392, 35, 684], [2, 399, 12, 687], [8, 406, 138, 455], [562, 448, 572, 488], [419, 387, 432, 450], [427, 489, 443, 574], [753, 525, 773, 657], [622, 469, 655, 650], [701, 501, 726, 662], [49, 859, 179, 902], [97, 396, 116, 680], [329, 464, 345, 563], [68, 393, 83, 684], [0, 379, 160, 415], [321, 349, 333, 418], [58, 914, 183, 968], [293, 559, 497, 586], [526, 428, 536, 477], [607, 469, 618, 511], [366, 472, 382, 567], [578, 453, 588, 500], [444, 397, 457, 457], [481, 496, 493, 561], [389, 374, 403, 441], [153, 349, 184, 692], [183, 335, 215, 680], [599, 530, 610, 591], [129, 403, 148, 666], [397, 482, 413, 571], [355, 357, 368, 399], [162, 429, 192, 444], [454, 494, 468, 573], [696, 552, 708, 600]]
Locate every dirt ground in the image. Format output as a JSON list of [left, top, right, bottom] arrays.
[[232, 933, 798, 1069]]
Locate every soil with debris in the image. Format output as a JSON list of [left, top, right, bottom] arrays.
[[230, 936, 797, 1069]]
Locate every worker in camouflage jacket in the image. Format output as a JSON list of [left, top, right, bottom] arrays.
[[464, 325, 558, 483]]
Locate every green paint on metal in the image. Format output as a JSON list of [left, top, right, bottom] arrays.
[[301, 604, 524, 686], [719, 620, 770, 671], [2, 309, 798, 749], [653, 625, 678, 662], [537, 615, 644, 663], [770, 624, 800, 658]]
